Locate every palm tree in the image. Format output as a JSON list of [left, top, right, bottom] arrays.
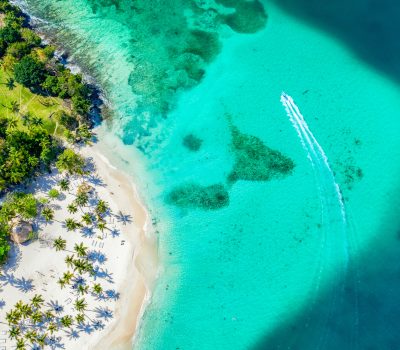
[[65, 255, 75, 268], [31, 116, 43, 127], [60, 315, 73, 328], [67, 204, 78, 214], [6, 310, 20, 325], [44, 310, 54, 321], [42, 207, 54, 222], [47, 322, 58, 334], [31, 311, 43, 325], [14, 301, 24, 311], [95, 200, 109, 217], [84, 260, 95, 275], [81, 213, 92, 226], [92, 283, 103, 296], [53, 237, 66, 251], [74, 242, 88, 257], [73, 259, 88, 274], [20, 304, 32, 319], [36, 333, 46, 347], [8, 326, 20, 339], [57, 278, 66, 289], [97, 221, 107, 232], [63, 271, 74, 284], [5, 77, 15, 90], [15, 338, 26, 350], [24, 330, 37, 344], [75, 313, 85, 324], [7, 117, 18, 129], [65, 218, 80, 231], [77, 284, 89, 295], [10, 101, 19, 114], [75, 192, 88, 209], [58, 178, 70, 192], [30, 294, 44, 309], [21, 113, 32, 126], [74, 298, 87, 313]]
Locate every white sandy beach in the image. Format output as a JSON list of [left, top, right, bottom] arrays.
[[0, 142, 159, 350]]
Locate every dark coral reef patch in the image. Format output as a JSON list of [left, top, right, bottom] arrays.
[[167, 183, 229, 210], [216, 0, 268, 33], [182, 134, 203, 151], [228, 125, 295, 183], [86, 0, 267, 118]]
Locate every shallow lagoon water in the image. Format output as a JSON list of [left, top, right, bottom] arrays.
[[17, 0, 400, 348]]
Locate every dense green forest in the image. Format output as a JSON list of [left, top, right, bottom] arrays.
[[0, 0, 95, 262]]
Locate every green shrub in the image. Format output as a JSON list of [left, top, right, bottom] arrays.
[[20, 28, 41, 48], [0, 225, 10, 263], [6, 41, 30, 59], [48, 188, 60, 199], [0, 192, 38, 222], [14, 55, 46, 88], [42, 75, 61, 96], [0, 25, 21, 44], [0, 120, 56, 189], [72, 94, 91, 115], [56, 149, 85, 175], [4, 11, 24, 29], [42, 45, 55, 59], [57, 111, 78, 130]]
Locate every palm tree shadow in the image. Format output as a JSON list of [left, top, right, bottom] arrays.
[[271, 0, 400, 83], [0, 270, 35, 293], [94, 306, 113, 321], [115, 211, 133, 225], [46, 335, 65, 349], [65, 328, 80, 340], [87, 250, 107, 265], [48, 300, 64, 314], [92, 266, 114, 283], [2, 243, 22, 272], [77, 323, 94, 334]]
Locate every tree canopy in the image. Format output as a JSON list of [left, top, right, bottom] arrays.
[[56, 149, 86, 175], [14, 55, 46, 89]]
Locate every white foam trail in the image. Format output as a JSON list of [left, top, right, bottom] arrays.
[[281, 92, 347, 225], [281, 92, 351, 348]]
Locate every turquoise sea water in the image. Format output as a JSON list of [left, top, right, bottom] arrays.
[[16, 0, 400, 348]]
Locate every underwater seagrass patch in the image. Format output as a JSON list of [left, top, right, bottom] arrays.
[[228, 125, 295, 183], [216, 0, 268, 34], [167, 183, 229, 210], [182, 134, 203, 151]]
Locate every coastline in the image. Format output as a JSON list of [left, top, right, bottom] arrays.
[[2, 2, 160, 347], [0, 138, 159, 349], [1, 1, 158, 350], [80, 142, 159, 350]]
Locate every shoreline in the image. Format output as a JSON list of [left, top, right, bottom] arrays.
[[0, 139, 159, 349], [81, 143, 159, 350], [11, 0, 112, 125], [3, 2, 160, 348]]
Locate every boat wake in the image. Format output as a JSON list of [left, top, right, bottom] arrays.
[[281, 92, 347, 238], [280, 92, 359, 349]]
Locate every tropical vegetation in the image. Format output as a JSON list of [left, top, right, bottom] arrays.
[[0, 0, 95, 263]]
